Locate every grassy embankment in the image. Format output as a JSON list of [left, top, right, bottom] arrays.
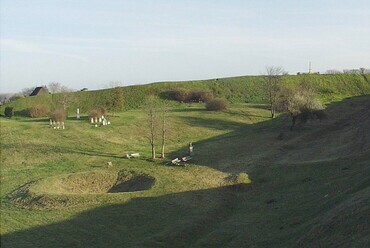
[[3, 74, 370, 115], [0, 74, 369, 247]]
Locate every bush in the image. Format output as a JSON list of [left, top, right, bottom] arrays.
[[187, 90, 213, 102], [167, 89, 213, 103], [206, 98, 228, 111], [189, 90, 214, 103], [98, 107, 107, 116], [9, 94, 25, 102], [89, 108, 104, 118], [27, 105, 50, 118], [168, 89, 189, 102], [50, 109, 67, 122], [4, 106, 14, 118]]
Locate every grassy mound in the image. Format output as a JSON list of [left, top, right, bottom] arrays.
[[8, 169, 156, 209]]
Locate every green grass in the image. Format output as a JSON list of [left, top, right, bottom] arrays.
[[2, 74, 369, 116], [1, 96, 369, 247]]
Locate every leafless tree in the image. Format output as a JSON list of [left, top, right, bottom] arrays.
[[106, 87, 124, 116], [264, 66, 284, 118], [343, 69, 360, 74], [325, 69, 342, 74], [20, 86, 37, 96], [48, 82, 73, 93], [106, 81, 122, 89], [159, 101, 170, 159], [145, 96, 159, 160], [56, 92, 77, 111]]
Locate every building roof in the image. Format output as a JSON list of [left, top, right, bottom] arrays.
[[30, 87, 49, 96]]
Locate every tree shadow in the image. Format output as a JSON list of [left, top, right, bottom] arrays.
[[1, 143, 126, 159], [171, 107, 205, 113]]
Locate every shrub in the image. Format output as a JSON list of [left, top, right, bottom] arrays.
[[89, 108, 104, 118], [27, 105, 50, 118], [50, 109, 67, 122], [206, 98, 228, 111], [189, 90, 214, 103], [166, 89, 213, 103], [98, 107, 107, 116], [168, 89, 189, 102], [9, 94, 25, 102], [4, 106, 14, 118]]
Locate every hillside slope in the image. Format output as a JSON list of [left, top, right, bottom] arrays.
[[3, 74, 370, 115], [1, 93, 369, 247]]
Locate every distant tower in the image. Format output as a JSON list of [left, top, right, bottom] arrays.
[[309, 61, 312, 74]]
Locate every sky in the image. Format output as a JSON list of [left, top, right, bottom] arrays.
[[1, 0, 370, 93]]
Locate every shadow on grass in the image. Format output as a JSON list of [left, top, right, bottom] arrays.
[[18, 118, 50, 123], [171, 107, 205, 113], [1, 143, 126, 159], [1, 186, 245, 248], [67, 116, 89, 121], [170, 114, 287, 173], [3, 156, 367, 248]]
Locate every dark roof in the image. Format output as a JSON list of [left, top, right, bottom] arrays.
[[30, 87, 49, 96]]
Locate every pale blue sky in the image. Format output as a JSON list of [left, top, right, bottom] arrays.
[[1, 0, 369, 93]]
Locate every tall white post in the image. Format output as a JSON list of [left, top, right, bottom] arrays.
[[77, 108, 80, 119]]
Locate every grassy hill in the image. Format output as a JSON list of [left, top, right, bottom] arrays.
[[3, 74, 370, 115], [1, 88, 369, 247]]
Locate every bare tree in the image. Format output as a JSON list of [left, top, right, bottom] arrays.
[[48, 82, 73, 93], [343, 69, 360, 74], [145, 96, 159, 160], [48, 82, 62, 93], [20, 86, 37, 96], [325, 69, 342, 74], [159, 101, 170, 159], [106, 87, 124, 116], [277, 79, 324, 131], [56, 92, 77, 111], [264, 66, 284, 118], [106, 81, 122, 89]]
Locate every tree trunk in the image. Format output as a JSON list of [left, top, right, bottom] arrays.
[[151, 143, 156, 159], [161, 128, 165, 159], [290, 116, 296, 131], [161, 105, 167, 158], [150, 110, 156, 159], [271, 105, 275, 118]]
